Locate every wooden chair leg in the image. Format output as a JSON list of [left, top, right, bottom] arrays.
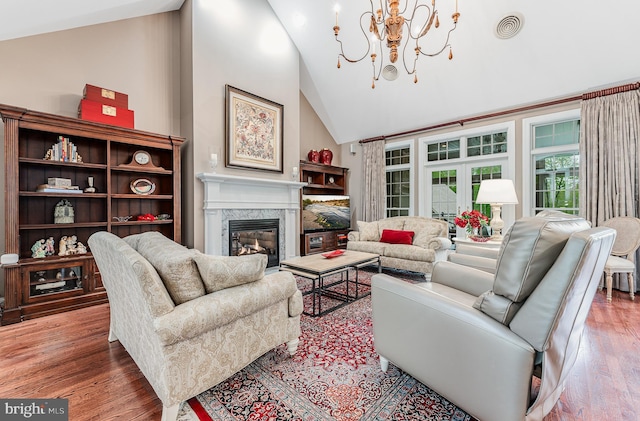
[[605, 270, 613, 302], [628, 273, 635, 301]]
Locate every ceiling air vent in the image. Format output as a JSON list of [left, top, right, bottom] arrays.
[[382, 65, 399, 81], [495, 13, 524, 39]]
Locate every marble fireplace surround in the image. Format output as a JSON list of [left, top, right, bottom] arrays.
[[197, 173, 306, 261]]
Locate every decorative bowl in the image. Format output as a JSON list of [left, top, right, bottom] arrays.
[[468, 235, 491, 243]]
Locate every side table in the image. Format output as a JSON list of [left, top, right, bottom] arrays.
[[449, 237, 502, 273]]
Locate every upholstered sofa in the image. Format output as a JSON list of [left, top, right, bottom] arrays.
[[347, 216, 451, 274], [371, 211, 615, 420], [88, 231, 302, 421]]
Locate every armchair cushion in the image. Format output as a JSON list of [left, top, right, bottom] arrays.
[[193, 252, 267, 293], [125, 232, 205, 305], [380, 229, 414, 245], [473, 212, 591, 324], [384, 244, 435, 262], [357, 220, 380, 241], [153, 271, 300, 346]]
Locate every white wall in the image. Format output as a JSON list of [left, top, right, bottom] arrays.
[[185, 0, 301, 251]]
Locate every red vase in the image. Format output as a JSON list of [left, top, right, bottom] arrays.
[[307, 149, 320, 163], [320, 148, 333, 165]]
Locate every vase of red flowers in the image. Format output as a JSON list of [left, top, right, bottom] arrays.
[[454, 210, 490, 241]]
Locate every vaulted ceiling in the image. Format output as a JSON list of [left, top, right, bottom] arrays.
[[2, 0, 639, 144], [268, 0, 640, 143]]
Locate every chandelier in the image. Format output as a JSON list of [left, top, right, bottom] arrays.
[[333, 0, 460, 88]]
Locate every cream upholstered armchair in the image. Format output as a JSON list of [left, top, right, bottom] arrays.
[[601, 216, 640, 302], [371, 211, 615, 421], [88, 231, 302, 421]]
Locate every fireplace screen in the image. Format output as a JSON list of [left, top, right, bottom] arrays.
[[229, 219, 279, 268]]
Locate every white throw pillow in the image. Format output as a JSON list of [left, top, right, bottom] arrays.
[[193, 252, 267, 293], [357, 220, 380, 241]]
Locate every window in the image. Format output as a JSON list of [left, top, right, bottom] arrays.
[[385, 141, 413, 217], [427, 139, 460, 162], [523, 110, 580, 216], [420, 121, 516, 238], [467, 131, 508, 157], [533, 151, 580, 214], [471, 164, 502, 217]]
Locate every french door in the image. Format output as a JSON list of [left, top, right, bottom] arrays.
[[427, 158, 512, 238]]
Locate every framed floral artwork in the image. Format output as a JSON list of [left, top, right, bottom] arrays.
[[225, 85, 284, 173]]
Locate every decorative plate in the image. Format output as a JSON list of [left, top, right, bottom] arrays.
[[130, 178, 156, 195], [322, 249, 345, 258]]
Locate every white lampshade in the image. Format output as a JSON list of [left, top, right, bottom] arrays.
[[475, 179, 519, 205]]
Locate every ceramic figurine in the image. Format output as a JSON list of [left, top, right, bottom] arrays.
[[31, 239, 47, 258], [76, 242, 88, 254], [58, 236, 68, 256], [66, 235, 78, 255], [45, 237, 55, 256]]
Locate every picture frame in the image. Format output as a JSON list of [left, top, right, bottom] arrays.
[[225, 85, 284, 173]]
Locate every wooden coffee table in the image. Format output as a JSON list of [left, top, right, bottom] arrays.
[[280, 250, 381, 316]]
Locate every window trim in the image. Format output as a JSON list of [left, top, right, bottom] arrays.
[[418, 121, 516, 216], [522, 109, 580, 216], [385, 139, 415, 216]]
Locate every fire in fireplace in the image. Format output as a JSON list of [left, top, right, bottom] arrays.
[[229, 219, 279, 268]]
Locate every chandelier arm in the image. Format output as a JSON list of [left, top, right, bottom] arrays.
[[418, 25, 456, 57], [404, 0, 429, 33], [334, 12, 377, 63], [401, 22, 418, 75], [416, 5, 436, 38], [399, 0, 411, 16]]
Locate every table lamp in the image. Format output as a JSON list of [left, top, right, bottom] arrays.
[[475, 179, 519, 240]]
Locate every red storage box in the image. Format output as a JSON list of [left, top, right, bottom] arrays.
[[78, 99, 134, 129], [83, 84, 129, 109]]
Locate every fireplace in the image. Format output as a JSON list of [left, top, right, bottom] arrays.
[[229, 219, 279, 268], [197, 173, 305, 262]]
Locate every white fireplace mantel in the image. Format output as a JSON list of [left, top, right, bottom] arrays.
[[196, 172, 306, 259]]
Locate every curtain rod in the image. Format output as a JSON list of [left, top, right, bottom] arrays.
[[359, 81, 640, 144], [581, 82, 640, 100]]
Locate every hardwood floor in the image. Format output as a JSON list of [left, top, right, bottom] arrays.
[[0, 289, 638, 420]]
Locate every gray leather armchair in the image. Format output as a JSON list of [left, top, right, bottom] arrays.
[[371, 211, 615, 421]]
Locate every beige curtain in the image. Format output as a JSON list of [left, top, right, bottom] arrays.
[[361, 140, 386, 221], [580, 89, 640, 291], [580, 90, 640, 223]]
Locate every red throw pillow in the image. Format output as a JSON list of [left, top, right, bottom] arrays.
[[380, 229, 415, 245]]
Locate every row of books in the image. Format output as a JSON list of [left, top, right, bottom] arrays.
[[36, 184, 83, 194], [44, 136, 82, 162]]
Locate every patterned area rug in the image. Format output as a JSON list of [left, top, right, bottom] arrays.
[[180, 268, 476, 421]]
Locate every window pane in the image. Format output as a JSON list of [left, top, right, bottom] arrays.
[[466, 131, 507, 157], [534, 120, 580, 149], [533, 151, 579, 214], [468, 147, 480, 157], [431, 169, 457, 236], [386, 162, 411, 217], [426, 139, 460, 162]]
